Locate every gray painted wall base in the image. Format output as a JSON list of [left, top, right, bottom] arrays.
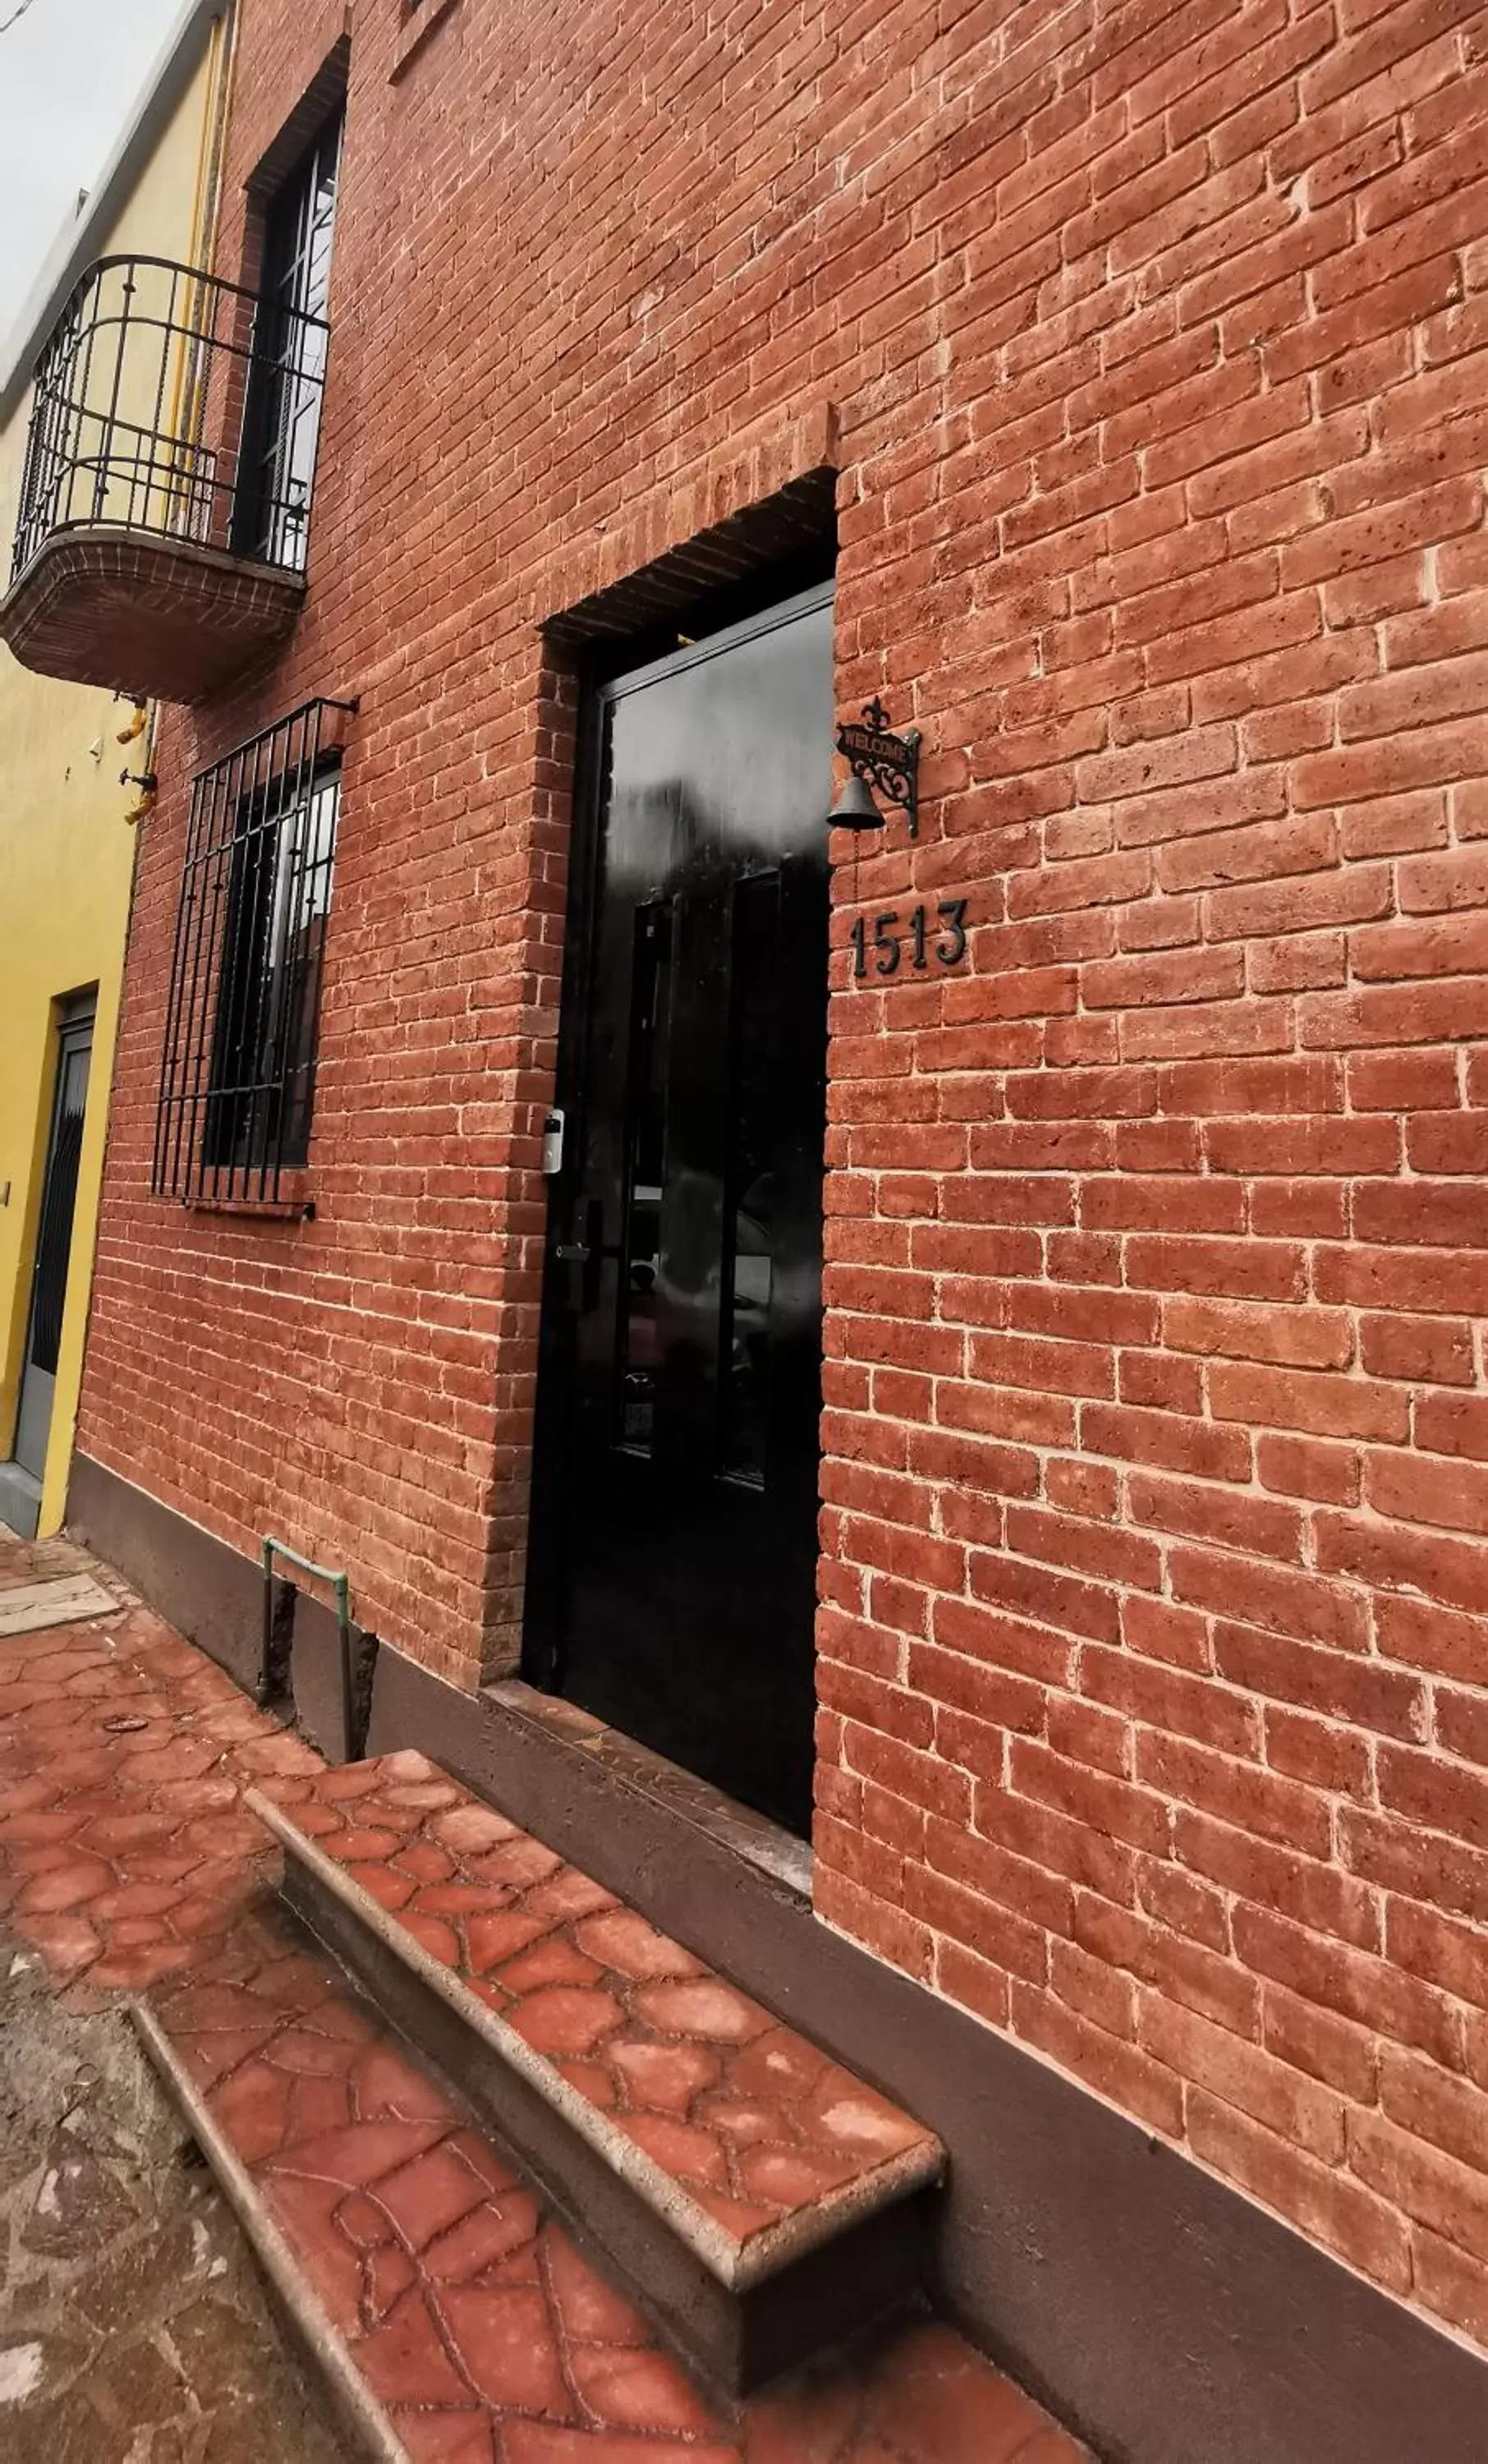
[[69, 1453, 265, 1692], [0, 1460, 42, 1539]]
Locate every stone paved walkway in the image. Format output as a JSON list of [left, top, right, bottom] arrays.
[[0, 1534, 342, 2461], [0, 1528, 1087, 2463]]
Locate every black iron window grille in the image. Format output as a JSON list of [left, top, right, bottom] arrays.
[[11, 255, 331, 586], [154, 699, 355, 1204], [237, 113, 342, 571]]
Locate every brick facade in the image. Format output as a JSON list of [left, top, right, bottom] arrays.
[[77, 0, 1488, 2365]]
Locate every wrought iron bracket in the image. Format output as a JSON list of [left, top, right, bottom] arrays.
[[834, 697, 921, 838]]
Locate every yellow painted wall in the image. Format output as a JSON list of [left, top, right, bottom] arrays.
[[0, 22, 230, 1533]]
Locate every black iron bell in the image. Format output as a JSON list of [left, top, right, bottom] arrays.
[[827, 773, 884, 831]]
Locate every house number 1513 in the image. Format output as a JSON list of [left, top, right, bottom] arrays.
[[849, 899, 970, 978]]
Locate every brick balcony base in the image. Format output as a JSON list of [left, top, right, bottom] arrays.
[[0, 525, 305, 701]]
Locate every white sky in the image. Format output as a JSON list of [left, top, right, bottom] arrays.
[[0, 0, 185, 347]]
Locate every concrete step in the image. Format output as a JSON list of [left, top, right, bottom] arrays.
[[245, 1751, 944, 2397], [134, 1904, 1083, 2464]]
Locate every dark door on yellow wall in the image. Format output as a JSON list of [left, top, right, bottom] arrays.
[[11, 995, 94, 1490], [525, 583, 833, 1836]]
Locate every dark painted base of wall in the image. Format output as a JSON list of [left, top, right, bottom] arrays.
[[67, 1450, 1488, 2464], [68, 1453, 267, 1694], [67, 1453, 370, 1762]]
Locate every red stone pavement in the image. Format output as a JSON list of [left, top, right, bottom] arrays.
[[154, 1913, 1078, 2462], [0, 1579, 315, 1998], [0, 1534, 1088, 2462], [260, 1752, 940, 2268]]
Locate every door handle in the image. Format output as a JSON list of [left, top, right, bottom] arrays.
[[553, 1200, 604, 1312]]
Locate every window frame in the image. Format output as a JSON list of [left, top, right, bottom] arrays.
[[235, 108, 343, 571], [201, 761, 341, 1180], [154, 698, 356, 1209]]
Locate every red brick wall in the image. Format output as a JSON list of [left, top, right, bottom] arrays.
[[79, 0, 1488, 2353]]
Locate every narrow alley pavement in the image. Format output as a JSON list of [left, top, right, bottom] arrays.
[[0, 1528, 343, 2459]]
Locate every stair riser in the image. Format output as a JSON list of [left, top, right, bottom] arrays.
[[279, 1848, 933, 2396]]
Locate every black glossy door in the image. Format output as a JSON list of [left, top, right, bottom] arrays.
[[527, 584, 832, 1834]]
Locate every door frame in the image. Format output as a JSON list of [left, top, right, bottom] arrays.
[[521, 576, 836, 1702], [11, 990, 96, 1479]]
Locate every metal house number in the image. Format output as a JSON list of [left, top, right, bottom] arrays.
[[849, 899, 970, 979]]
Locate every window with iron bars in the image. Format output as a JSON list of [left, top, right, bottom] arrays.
[[154, 699, 355, 1203]]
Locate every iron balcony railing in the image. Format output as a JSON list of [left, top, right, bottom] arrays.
[[11, 254, 330, 586]]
